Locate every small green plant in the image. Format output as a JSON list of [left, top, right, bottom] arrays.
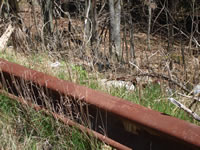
[[57, 70, 67, 80], [72, 65, 88, 85], [89, 80, 99, 90], [0, 52, 16, 63]]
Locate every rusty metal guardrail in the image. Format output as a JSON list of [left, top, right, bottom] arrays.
[[0, 58, 199, 150]]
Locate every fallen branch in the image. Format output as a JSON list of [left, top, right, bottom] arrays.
[[177, 93, 200, 102], [0, 24, 15, 51], [132, 73, 190, 93], [168, 98, 200, 122]]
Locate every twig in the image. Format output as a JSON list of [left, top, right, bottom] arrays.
[[129, 61, 143, 73], [168, 98, 200, 122], [177, 92, 200, 102], [173, 25, 200, 48]]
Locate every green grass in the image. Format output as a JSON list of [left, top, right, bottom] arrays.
[[0, 94, 102, 150], [109, 83, 199, 125]]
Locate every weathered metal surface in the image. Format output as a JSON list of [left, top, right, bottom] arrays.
[[0, 58, 200, 150], [0, 89, 130, 150]]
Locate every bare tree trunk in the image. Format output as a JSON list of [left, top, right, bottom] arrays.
[[128, 0, 135, 62], [109, 0, 121, 61], [147, 0, 153, 51], [189, 0, 195, 54], [29, 0, 40, 38], [41, 0, 54, 36], [123, 20, 128, 63], [167, 0, 177, 70], [84, 0, 98, 56], [84, 0, 91, 43], [122, 1, 126, 63], [181, 40, 187, 80], [90, 0, 98, 55], [109, 0, 115, 57], [166, 0, 177, 89]]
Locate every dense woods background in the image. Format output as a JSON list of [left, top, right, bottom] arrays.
[[0, 0, 200, 91]]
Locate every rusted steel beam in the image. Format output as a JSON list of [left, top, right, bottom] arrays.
[[0, 58, 200, 150], [0, 89, 130, 150]]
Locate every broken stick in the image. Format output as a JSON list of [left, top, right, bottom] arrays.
[[0, 24, 15, 51]]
